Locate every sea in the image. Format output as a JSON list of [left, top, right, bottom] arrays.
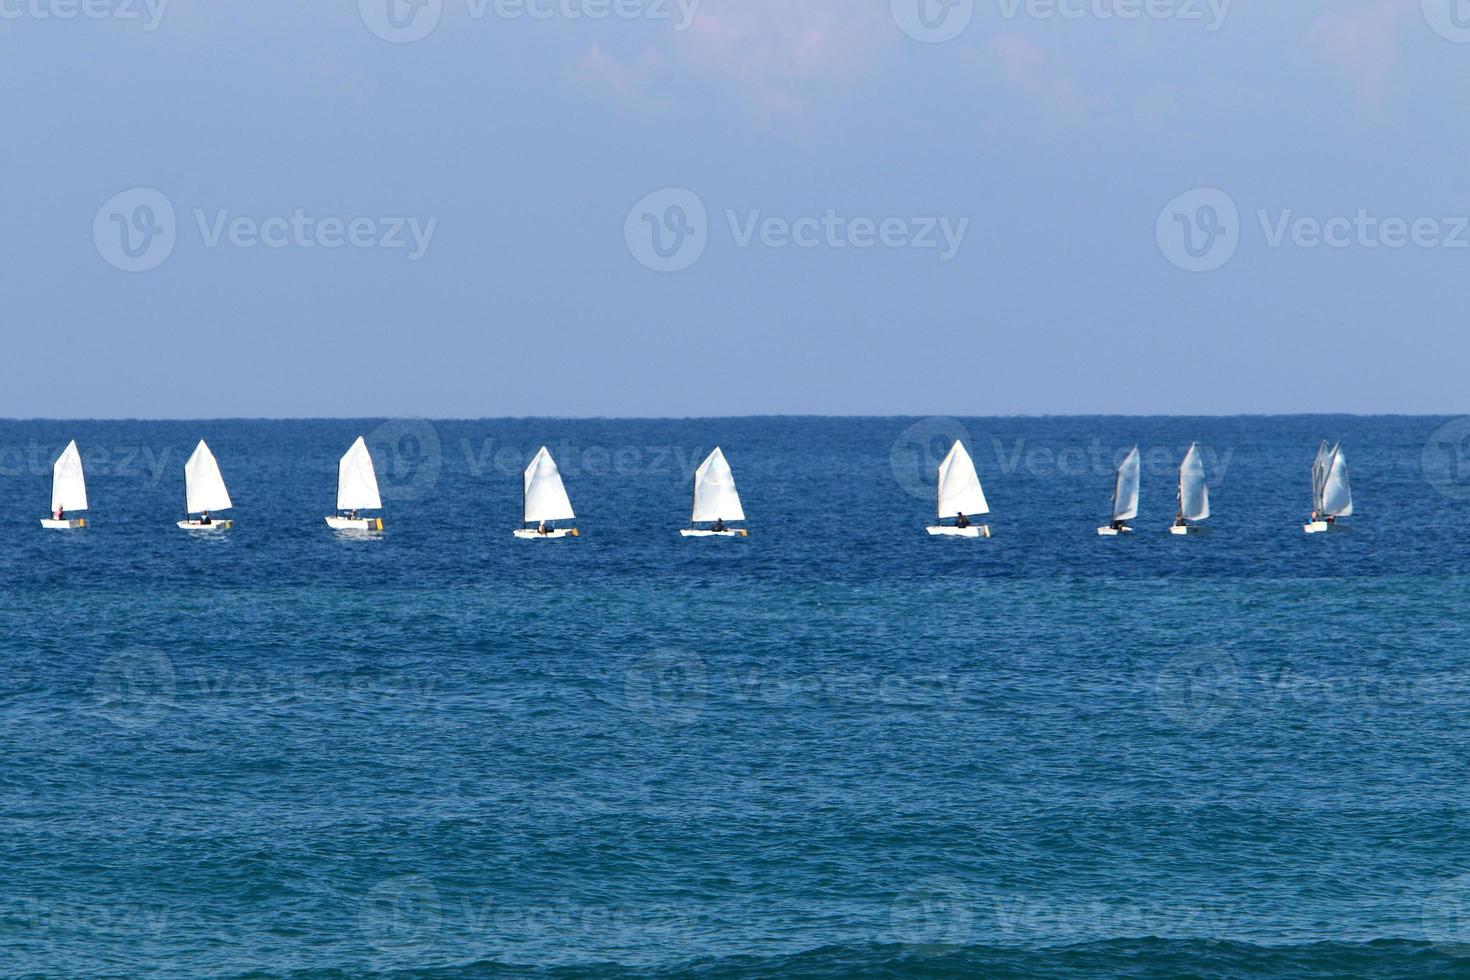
[[5, 415, 1470, 978]]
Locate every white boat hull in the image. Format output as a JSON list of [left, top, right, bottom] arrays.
[[178, 519, 233, 531], [326, 516, 384, 531], [680, 529, 748, 538], [1170, 524, 1204, 536], [40, 518, 86, 529], [1097, 525, 1133, 537], [1304, 521, 1347, 534], [927, 525, 990, 538], [514, 528, 579, 539]]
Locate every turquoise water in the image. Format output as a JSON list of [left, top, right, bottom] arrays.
[[5, 416, 1470, 977]]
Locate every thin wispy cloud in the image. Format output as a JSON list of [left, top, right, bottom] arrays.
[[986, 33, 1108, 121], [1308, 0, 1418, 103]]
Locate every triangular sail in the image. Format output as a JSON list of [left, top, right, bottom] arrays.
[[1311, 440, 1332, 513], [1321, 445, 1353, 517], [691, 447, 744, 523], [523, 447, 575, 524], [51, 440, 88, 513], [184, 440, 233, 514], [1178, 443, 1210, 522], [936, 441, 989, 519], [336, 436, 383, 511], [1111, 447, 1140, 522]]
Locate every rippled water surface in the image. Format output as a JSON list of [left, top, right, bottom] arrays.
[[5, 416, 1470, 977]]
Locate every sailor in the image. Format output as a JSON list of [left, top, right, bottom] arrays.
[[54, 506, 64, 522], [955, 512, 971, 529], [713, 518, 726, 532], [200, 511, 212, 525], [538, 520, 548, 536]]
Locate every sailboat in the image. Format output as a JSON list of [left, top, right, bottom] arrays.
[[1305, 441, 1352, 534], [680, 447, 748, 538], [1169, 442, 1210, 535], [1097, 446, 1140, 536], [926, 441, 991, 538], [515, 447, 579, 539], [326, 436, 385, 531], [41, 440, 88, 529], [178, 440, 234, 530]]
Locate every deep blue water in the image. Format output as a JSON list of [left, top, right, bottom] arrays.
[[6, 416, 1470, 977]]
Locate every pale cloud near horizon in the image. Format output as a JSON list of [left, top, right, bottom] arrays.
[[1308, 0, 1419, 102], [985, 32, 1108, 120], [570, 0, 891, 116]]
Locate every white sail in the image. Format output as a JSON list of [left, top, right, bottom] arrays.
[[51, 440, 88, 513], [336, 436, 383, 511], [184, 440, 233, 514], [1111, 447, 1140, 522], [1311, 440, 1332, 512], [936, 441, 989, 519], [691, 447, 744, 523], [1178, 443, 1210, 522], [1321, 445, 1353, 517], [523, 447, 575, 524]]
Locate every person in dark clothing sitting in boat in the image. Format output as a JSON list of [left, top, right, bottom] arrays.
[[955, 512, 971, 529], [54, 507, 64, 522], [200, 511, 212, 525], [537, 520, 548, 536], [712, 518, 727, 532], [1110, 518, 1127, 532]]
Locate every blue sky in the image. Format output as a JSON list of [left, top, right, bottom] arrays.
[[3, 0, 1468, 417]]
